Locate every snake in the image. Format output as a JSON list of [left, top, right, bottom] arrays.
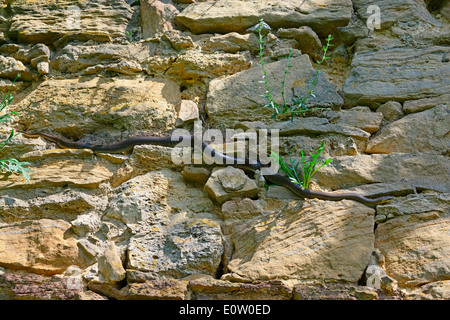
[[22, 132, 393, 207]]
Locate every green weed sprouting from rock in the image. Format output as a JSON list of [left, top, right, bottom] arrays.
[[0, 74, 32, 182], [271, 140, 332, 189], [256, 19, 334, 120]]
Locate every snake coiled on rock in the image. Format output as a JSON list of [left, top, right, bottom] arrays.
[[23, 132, 393, 207]]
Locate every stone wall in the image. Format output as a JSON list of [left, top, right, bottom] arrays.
[[0, 0, 449, 300]]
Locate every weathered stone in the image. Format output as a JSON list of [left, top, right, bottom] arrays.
[[353, 0, 440, 30], [0, 55, 28, 80], [278, 26, 322, 60], [189, 278, 292, 300], [403, 281, 450, 300], [104, 170, 222, 278], [0, 271, 82, 300], [293, 281, 357, 300], [336, 106, 383, 134], [204, 167, 259, 204], [207, 55, 343, 128], [366, 105, 449, 155], [0, 189, 107, 223], [403, 94, 449, 114], [342, 42, 450, 107], [140, 0, 179, 39], [182, 166, 210, 184], [313, 153, 450, 193], [375, 192, 449, 223], [52, 42, 157, 74], [97, 241, 126, 283], [177, 0, 352, 37], [8, 0, 132, 45], [225, 200, 375, 282], [176, 99, 199, 125], [0, 219, 87, 275], [119, 278, 188, 300], [376, 101, 404, 123], [375, 202, 450, 287], [15, 77, 180, 136], [163, 50, 252, 81], [0, 156, 118, 190], [201, 32, 260, 54]]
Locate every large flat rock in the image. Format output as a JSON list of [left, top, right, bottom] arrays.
[[177, 0, 352, 36]]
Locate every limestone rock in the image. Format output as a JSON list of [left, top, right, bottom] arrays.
[[342, 42, 450, 107], [206, 55, 343, 128], [376, 101, 404, 123], [104, 170, 222, 278], [98, 241, 126, 283], [119, 278, 188, 300], [403, 94, 449, 114], [15, 77, 180, 136], [375, 192, 449, 223], [278, 26, 323, 60], [182, 166, 210, 184], [353, 0, 440, 30], [204, 167, 259, 204], [176, 99, 199, 125], [189, 278, 292, 300], [375, 199, 450, 287], [140, 0, 179, 39], [0, 219, 87, 275], [8, 0, 132, 46], [201, 32, 260, 54], [177, 0, 352, 37], [0, 55, 28, 80], [225, 200, 375, 282], [336, 106, 383, 134], [366, 105, 449, 155], [0, 189, 107, 223], [163, 50, 252, 81], [313, 153, 450, 193]]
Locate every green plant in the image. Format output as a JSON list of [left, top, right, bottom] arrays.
[[256, 19, 334, 121], [0, 73, 32, 182], [271, 140, 332, 189]]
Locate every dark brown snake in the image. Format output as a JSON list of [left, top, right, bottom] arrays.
[[22, 132, 393, 207]]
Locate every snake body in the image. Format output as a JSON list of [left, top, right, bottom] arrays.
[[23, 132, 393, 207]]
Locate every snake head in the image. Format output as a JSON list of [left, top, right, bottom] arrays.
[[378, 196, 394, 205]]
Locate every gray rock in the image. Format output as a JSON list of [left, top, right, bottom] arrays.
[[403, 94, 449, 114], [98, 241, 126, 283], [376, 101, 404, 123]]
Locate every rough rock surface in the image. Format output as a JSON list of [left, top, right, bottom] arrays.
[[0, 0, 449, 300]]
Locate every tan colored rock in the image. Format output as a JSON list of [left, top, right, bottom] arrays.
[[0, 156, 118, 190], [177, 0, 352, 37], [336, 106, 383, 134], [375, 210, 450, 287], [366, 105, 449, 155], [207, 55, 343, 128], [278, 26, 322, 60], [182, 166, 210, 184], [140, 0, 179, 39], [8, 0, 132, 46], [204, 167, 259, 204], [225, 200, 375, 282], [0, 219, 86, 275], [201, 32, 260, 54], [98, 241, 126, 284], [15, 77, 180, 137], [313, 153, 450, 193], [176, 99, 199, 125]]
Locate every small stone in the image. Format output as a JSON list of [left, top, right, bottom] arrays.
[[98, 241, 126, 284], [377, 101, 404, 122], [182, 166, 210, 184], [176, 99, 199, 126], [218, 166, 247, 192]]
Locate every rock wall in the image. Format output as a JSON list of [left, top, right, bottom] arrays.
[[0, 0, 449, 300]]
